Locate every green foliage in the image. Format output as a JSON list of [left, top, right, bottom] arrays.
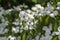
[[32, 0, 37, 3], [21, 31, 26, 40], [51, 35, 59, 40]]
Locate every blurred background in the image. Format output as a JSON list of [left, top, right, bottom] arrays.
[[0, 0, 57, 9]]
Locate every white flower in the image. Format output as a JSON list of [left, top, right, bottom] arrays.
[[49, 10, 58, 17], [5, 9, 13, 13], [26, 21, 30, 25], [16, 27, 20, 32], [49, 13, 55, 17], [26, 9, 31, 13], [19, 3, 28, 8], [20, 22, 22, 25], [35, 4, 41, 9], [20, 29, 23, 33], [20, 17, 25, 21], [25, 16, 29, 21], [0, 23, 7, 28], [45, 11, 51, 15], [31, 12, 35, 15], [1, 18, 5, 23], [27, 14, 34, 19], [56, 7, 60, 10], [0, 7, 4, 16], [45, 7, 54, 13], [39, 13, 43, 16], [29, 26, 33, 30], [23, 3, 28, 8], [14, 6, 21, 11], [12, 27, 16, 32], [54, 32, 60, 35], [8, 35, 16, 40], [8, 35, 12, 38], [8, 9, 13, 12], [57, 2, 60, 7], [47, 2, 54, 10], [23, 5, 28, 8], [4, 21, 9, 26], [31, 7, 37, 11], [53, 11, 58, 16], [40, 7, 44, 10], [12, 21, 19, 25], [19, 11, 25, 17], [20, 5, 23, 7], [58, 26, 60, 32], [20, 11, 25, 14], [34, 20, 38, 24], [12, 27, 19, 33], [31, 22, 34, 25], [47, 2, 51, 7], [46, 11, 51, 14], [24, 25, 28, 30], [45, 3, 54, 12], [4, 29, 8, 33]]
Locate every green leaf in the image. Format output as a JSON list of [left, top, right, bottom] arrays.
[[29, 30, 36, 39], [51, 35, 59, 40], [0, 0, 1, 3], [21, 31, 26, 40], [52, 21, 59, 32], [44, 16, 50, 26], [39, 16, 44, 25], [32, 0, 37, 3], [40, 30, 45, 36]]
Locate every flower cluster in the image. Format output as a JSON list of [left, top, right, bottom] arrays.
[[57, 2, 60, 10], [0, 2, 60, 40]]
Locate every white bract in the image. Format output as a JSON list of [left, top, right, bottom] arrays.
[[35, 4, 41, 9], [39, 13, 43, 16], [19, 11, 25, 17], [27, 14, 34, 19], [24, 25, 28, 30], [31, 7, 37, 11], [57, 2, 60, 7], [40, 7, 44, 10], [45, 11, 51, 15], [46, 11, 51, 13], [0, 7, 4, 16], [58, 26, 60, 32], [12, 21, 19, 25], [49, 13, 55, 17], [31, 12, 35, 15], [8, 35, 16, 40], [56, 7, 60, 10], [53, 11, 58, 16], [5, 9, 13, 13], [54, 32, 60, 35], [4, 29, 8, 33], [12, 27, 19, 33], [26, 9, 31, 13], [4, 21, 9, 26], [30, 22, 34, 25], [49, 10, 58, 17], [23, 3, 28, 8], [47, 2, 52, 7], [12, 27, 16, 32], [45, 3, 54, 13], [29, 26, 33, 30], [13, 6, 21, 11]]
